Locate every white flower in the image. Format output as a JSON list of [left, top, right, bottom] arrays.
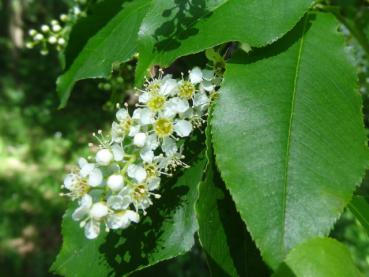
[[72, 195, 110, 239], [133, 132, 147, 147], [132, 108, 155, 125], [189, 67, 203, 84], [111, 144, 124, 161], [107, 174, 124, 191], [116, 108, 129, 122], [160, 78, 178, 96], [89, 202, 109, 220], [174, 120, 193, 137], [96, 149, 113, 165], [107, 194, 131, 210], [161, 137, 178, 156], [107, 210, 140, 229], [163, 97, 189, 117], [140, 148, 154, 163], [63, 158, 102, 197], [193, 92, 210, 111], [127, 164, 147, 182]]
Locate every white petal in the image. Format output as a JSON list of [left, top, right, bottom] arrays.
[[193, 92, 210, 108], [133, 132, 147, 147], [132, 108, 142, 120], [78, 157, 88, 168], [140, 148, 154, 163], [166, 97, 189, 114], [88, 168, 103, 187], [111, 144, 124, 161], [160, 78, 178, 96], [72, 195, 92, 221], [146, 134, 159, 150], [126, 210, 140, 223], [107, 195, 131, 210], [140, 109, 155, 125], [107, 212, 130, 229], [138, 92, 151, 103], [127, 164, 147, 182], [148, 177, 161, 191], [84, 220, 100, 239], [189, 67, 203, 84], [174, 120, 193, 137], [161, 137, 178, 155], [128, 125, 140, 137], [80, 163, 95, 178], [202, 69, 214, 81], [107, 174, 124, 191], [111, 122, 124, 143], [96, 149, 113, 165], [201, 80, 214, 92], [63, 174, 76, 190], [116, 108, 129, 122], [89, 202, 109, 220]]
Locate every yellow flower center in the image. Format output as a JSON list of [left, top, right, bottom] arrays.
[[145, 164, 158, 178], [147, 95, 166, 112], [133, 183, 148, 201], [147, 81, 161, 94], [179, 81, 195, 99], [154, 118, 173, 138], [120, 118, 132, 134]]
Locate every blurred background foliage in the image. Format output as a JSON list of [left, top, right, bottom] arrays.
[[0, 0, 369, 276]]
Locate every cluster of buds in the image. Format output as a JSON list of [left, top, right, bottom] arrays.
[[26, 0, 88, 55], [61, 67, 220, 239]]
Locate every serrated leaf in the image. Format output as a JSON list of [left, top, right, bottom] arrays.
[[51, 153, 206, 276], [273, 238, 362, 277], [57, 0, 150, 108], [212, 12, 368, 269], [136, 0, 314, 84], [349, 196, 369, 234], [196, 113, 270, 276]]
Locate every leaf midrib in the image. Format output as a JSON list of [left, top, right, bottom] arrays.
[[280, 16, 308, 256]]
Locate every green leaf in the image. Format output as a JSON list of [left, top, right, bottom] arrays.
[[63, 0, 125, 69], [196, 112, 270, 276], [273, 238, 362, 277], [212, 12, 368, 269], [57, 0, 150, 108], [51, 153, 207, 276], [136, 0, 314, 83], [349, 196, 369, 234]]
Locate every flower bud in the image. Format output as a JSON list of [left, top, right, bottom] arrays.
[[107, 174, 124, 191], [96, 149, 113, 165], [89, 202, 108, 220]]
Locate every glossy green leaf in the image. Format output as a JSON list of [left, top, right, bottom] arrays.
[[273, 238, 362, 277], [212, 12, 368, 268], [136, 0, 314, 83], [51, 153, 206, 276], [196, 113, 270, 276], [349, 196, 369, 234], [57, 0, 150, 108]]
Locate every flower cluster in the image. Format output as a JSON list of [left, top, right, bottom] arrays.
[[26, 0, 88, 55], [61, 67, 219, 239]]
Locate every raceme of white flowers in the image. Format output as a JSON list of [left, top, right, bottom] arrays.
[[61, 67, 219, 239], [26, 0, 88, 55]]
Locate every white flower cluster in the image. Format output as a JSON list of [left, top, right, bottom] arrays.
[[62, 67, 219, 239], [26, 0, 88, 55]]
